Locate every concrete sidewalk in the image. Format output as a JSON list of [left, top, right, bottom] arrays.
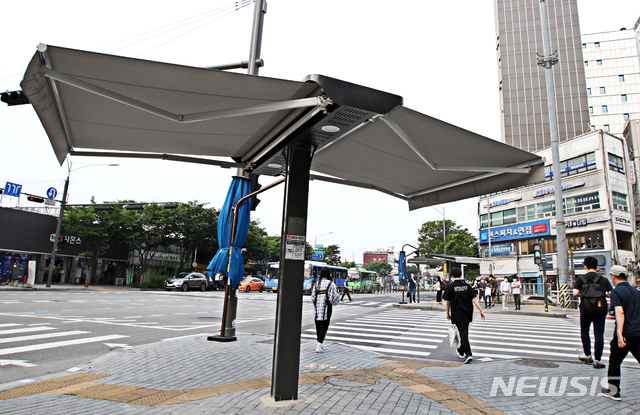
[[0, 331, 637, 414], [0, 283, 135, 292]]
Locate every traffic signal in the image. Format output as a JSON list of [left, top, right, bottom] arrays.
[[124, 204, 144, 210], [27, 196, 45, 203], [163, 203, 179, 209], [533, 243, 542, 264], [58, 236, 65, 251], [249, 172, 261, 211], [413, 250, 421, 257], [1, 90, 30, 106], [94, 205, 114, 211]]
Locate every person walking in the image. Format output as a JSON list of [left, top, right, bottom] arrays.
[[477, 278, 486, 306], [573, 256, 612, 368], [489, 275, 497, 307], [408, 272, 417, 303], [500, 277, 512, 310], [511, 276, 522, 310], [484, 280, 492, 308], [601, 265, 640, 401], [436, 276, 444, 304], [311, 267, 341, 353], [340, 276, 352, 302], [444, 267, 485, 364]]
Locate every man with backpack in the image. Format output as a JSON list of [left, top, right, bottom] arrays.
[[573, 256, 613, 369]]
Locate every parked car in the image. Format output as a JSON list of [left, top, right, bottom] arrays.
[[238, 276, 265, 292], [164, 272, 208, 292]]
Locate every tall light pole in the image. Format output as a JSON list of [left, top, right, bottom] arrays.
[[46, 163, 119, 287], [314, 231, 333, 247], [537, 0, 569, 306], [352, 247, 366, 262]]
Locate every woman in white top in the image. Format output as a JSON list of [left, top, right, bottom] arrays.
[[511, 277, 522, 310]]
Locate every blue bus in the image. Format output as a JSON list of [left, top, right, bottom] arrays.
[[264, 261, 348, 294]]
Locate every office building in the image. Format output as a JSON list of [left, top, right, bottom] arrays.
[[494, 0, 590, 152], [583, 25, 640, 137], [478, 130, 636, 285]]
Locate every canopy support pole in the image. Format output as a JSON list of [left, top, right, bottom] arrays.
[[271, 142, 312, 402]]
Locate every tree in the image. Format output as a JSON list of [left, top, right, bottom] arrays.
[[323, 244, 341, 266], [243, 220, 270, 266], [265, 236, 281, 262], [166, 201, 219, 271], [364, 260, 393, 279], [406, 265, 420, 276], [304, 242, 315, 260], [63, 202, 137, 287], [339, 261, 356, 269], [417, 219, 478, 257]]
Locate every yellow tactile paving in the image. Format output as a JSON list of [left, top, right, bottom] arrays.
[[0, 357, 506, 414]]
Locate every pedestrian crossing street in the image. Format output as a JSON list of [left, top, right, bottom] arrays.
[[301, 309, 640, 367], [0, 323, 128, 367]]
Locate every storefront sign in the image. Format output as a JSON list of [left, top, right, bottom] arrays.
[[481, 243, 517, 257], [615, 217, 632, 226], [532, 182, 585, 198], [480, 220, 550, 243], [566, 218, 588, 228], [483, 197, 522, 208], [49, 234, 82, 245]]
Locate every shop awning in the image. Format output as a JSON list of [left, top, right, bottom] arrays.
[[20, 44, 545, 210]]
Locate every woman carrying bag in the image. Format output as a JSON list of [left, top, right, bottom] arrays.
[[311, 267, 341, 353]]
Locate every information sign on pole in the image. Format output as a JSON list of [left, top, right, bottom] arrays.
[[4, 182, 22, 197], [46, 187, 58, 199]]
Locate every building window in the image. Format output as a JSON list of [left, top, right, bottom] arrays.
[[604, 124, 610, 132], [602, 105, 608, 113], [600, 87, 606, 94], [587, 88, 592, 95], [612, 191, 628, 212], [567, 231, 604, 251], [503, 208, 516, 225], [595, 42, 600, 47], [583, 43, 586, 49], [585, 61, 589, 66], [589, 106, 593, 114], [565, 192, 601, 214], [597, 60, 602, 65], [491, 211, 503, 227], [622, 94, 627, 102], [624, 113, 629, 121], [617, 231, 633, 251], [608, 153, 625, 173], [590, 125, 595, 131], [517, 206, 526, 222], [619, 74, 625, 82], [480, 214, 488, 229], [537, 201, 555, 218], [527, 205, 536, 221], [546, 152, 596, 179]]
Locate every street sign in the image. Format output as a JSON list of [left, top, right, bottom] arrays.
[[310, 253, 324, 260], [4, 182, 22, 197], [46, 187, 58, 199], [314, 245, 323, 249], [44, 199, 55, 207]]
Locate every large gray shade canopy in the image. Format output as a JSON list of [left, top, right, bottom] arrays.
[[21, 44, 544, 210]]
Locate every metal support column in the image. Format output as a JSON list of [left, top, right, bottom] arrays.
[[271, 142, 313, 402], [47, 175, 69, 287], [538, 0, 569, 302]]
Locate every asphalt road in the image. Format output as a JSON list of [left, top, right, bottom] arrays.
[[0, 289, 412, 383]]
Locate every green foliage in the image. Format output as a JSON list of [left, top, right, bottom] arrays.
[[265, 235, 281, 262], [339, 261, 356, 269], [243, 220, 270, 265], [406, 265, 420, 276], [323, 244, 341, 266], [364, 260, 393, 278], [305, 242, 315, 260], [140, 274, 169, 289], [417, 219, 478, 257]]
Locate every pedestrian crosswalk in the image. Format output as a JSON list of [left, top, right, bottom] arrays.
[[0, 323, 128, 366], [302, 309, 639, 367], [338, 300, 389, 308]]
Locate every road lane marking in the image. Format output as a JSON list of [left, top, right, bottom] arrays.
[[0, 334, 129, 356], [0, 327, 56, 335], [0, 331, 90, 344], [0, 324, 21, 328]]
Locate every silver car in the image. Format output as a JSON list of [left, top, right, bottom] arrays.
[[164, 272, 208, 292]]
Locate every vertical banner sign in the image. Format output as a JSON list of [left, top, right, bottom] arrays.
[[285, 235, 305, 260]]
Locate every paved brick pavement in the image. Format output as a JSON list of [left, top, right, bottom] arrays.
[[0, 328, 637, 414]]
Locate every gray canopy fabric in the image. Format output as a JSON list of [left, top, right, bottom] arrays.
[[21, 44, 544, 210]]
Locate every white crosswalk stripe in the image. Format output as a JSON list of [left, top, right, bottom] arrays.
[[306, 308, 640, 367], [0, 324, 129, 364]]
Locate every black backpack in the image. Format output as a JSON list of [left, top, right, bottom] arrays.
[[579, 274, 607, 315]]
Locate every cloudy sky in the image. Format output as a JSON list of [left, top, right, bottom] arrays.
[[1, 0, 638, 263]]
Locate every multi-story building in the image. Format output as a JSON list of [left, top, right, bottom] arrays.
[[494, 0, 590, 151], [478, 130, 636, 286], [583, 27, 640, 136]]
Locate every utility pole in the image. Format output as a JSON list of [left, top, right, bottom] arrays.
[[47, 175, 70, 287], [537, 0, 569, 307]]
